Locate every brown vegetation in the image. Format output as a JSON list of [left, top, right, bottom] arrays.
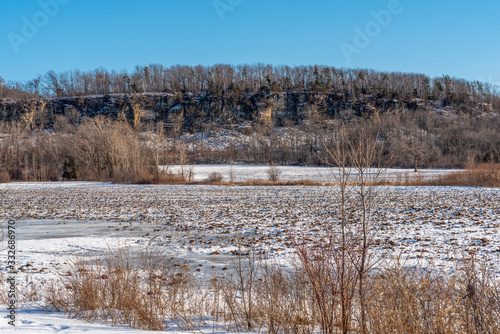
[[1, 63, 499, 172], [44, 247, 197, 331], [1, 113, 498, 186], [10, 246, 499, 333], [429, 163, 500, 187], [377, 163, 500, 187]]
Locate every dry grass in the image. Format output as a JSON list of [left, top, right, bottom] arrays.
[[374, 164, 500, 187], [366, 256, 500, 334], [46, 246, 198, 331], [219, 252, 500, 334], [429, 163, 500, 187], [207, 251, 316, 333], [65, 248, 167, 330], [6, 246, 500, 333], [256, 260, 314, 333], [152, 172, 190, 184]]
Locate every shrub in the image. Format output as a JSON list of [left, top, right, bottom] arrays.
[[267, 165, 281, 182], [208, 171, 224, 182], [157, 172, 187, 184], [60, 246, 190, 331], [0, 168, 10, 183], [8, 245, 500, 333]]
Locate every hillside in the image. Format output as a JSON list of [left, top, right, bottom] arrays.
[[2, 90, 497, 128], [0, 65, 499, 182]]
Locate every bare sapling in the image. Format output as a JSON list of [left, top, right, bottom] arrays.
[[347, 125, 384, 333], [321, 126, 357, 333], [318, 121, 385, 333], [267, 164, 281, 182], [151, 121, 165, 181]]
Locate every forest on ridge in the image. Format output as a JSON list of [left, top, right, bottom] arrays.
[[0, 64, 499, 182]]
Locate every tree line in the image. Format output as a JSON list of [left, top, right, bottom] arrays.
[[0, 64, 499, 182], [0, 109, 498, 183], [2, 64, 499, 111]]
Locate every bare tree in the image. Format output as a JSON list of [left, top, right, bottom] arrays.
[[44, 70, 63, 97], [391, 121, 432, 172], [228, 163, 235, 182], [267, 165, 281, 182], [150, 121, 165, 180], [320, 122, 384, 333], [348, 125, 383, 333], [74, 116, 153, 182], [321, 126, 357, 333]]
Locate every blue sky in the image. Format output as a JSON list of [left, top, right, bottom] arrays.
[[1, 0, 499, 87]]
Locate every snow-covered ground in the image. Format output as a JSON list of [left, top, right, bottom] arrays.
[[0, 308, 164, 333], [0, 181, 499, 332], [167, 164, 459, 182]]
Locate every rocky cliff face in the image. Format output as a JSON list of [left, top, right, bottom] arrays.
[[0, 91, 488, 131]]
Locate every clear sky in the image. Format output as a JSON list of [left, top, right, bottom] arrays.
[[1, 0, 499, 87]]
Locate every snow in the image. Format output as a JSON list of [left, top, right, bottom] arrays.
[[0, 309, 164, 333], [166, 164, 459, 182], [0, 176, 499, 332]]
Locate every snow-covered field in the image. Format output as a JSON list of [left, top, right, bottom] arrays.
[[167, 164, 459, 182], [0, 180, 499, 332]]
